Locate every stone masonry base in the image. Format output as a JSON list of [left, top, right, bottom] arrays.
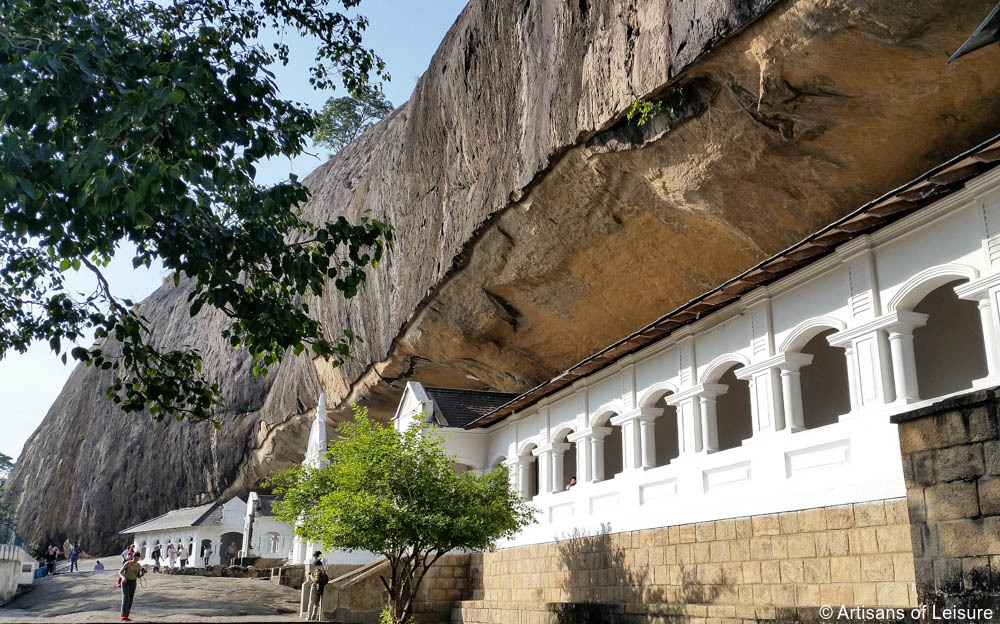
[[451, 499, 917, 624]]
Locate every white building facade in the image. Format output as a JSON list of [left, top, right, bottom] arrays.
[[393, 159, 1000, 548], [122, 494, 294, 567]]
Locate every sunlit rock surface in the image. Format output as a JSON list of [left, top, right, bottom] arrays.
[[8, 0, 1000, 553]]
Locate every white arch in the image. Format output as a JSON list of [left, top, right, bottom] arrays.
[[779, 316, 847, 353], [701, 353, 751, 384], [887, 263, 979, 312], [590, 400, 623, 426], [517, 439, 540, 457], [550, 421, 578, 442], [637, 381, 680, 407], [489, 453, 508, 469], [453, 456, 483, 471]]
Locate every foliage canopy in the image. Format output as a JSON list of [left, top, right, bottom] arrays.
[[0, 0, 393, 422], [313, 89, 394, 154], [269, 407, 534, 623]]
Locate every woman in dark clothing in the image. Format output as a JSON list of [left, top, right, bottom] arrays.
[[151, 545, 162, 572], [44, 546, 56, 576]]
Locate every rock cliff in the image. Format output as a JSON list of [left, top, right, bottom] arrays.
[[8, 0, 1000, 554]]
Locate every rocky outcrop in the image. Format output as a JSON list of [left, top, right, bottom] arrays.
[[9, 0, 1000, 554]]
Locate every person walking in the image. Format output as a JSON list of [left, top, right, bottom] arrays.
[[166, 542, 176, 569], [121, 544, 134, 565], [306, 555, 329, 621], [150, 544, 161, 572], [177, 544, 188, 569], [44, 546, 56, 576], [201, 543, 213, 568], [69, 541, 82, 572], [118, 552, 145, 622], [225, 541, 238, 566]]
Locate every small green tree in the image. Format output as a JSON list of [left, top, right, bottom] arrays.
[[0, 452, 14, 530], [268, 406, 535, 624], [313, 90, 394, 154]]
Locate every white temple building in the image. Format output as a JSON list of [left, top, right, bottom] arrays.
[[120, 495, 280, 567], [392, 142, 1000, 548]]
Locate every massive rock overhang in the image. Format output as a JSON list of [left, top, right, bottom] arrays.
[[466, 132, 1000, 429]]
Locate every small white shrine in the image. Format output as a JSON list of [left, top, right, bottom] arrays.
[[120, 495, 272, 567], [289, 393, 374, 566]]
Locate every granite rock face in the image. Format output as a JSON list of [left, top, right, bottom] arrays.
[[9, 0, 1000, 554]]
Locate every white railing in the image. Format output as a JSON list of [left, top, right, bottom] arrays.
[[505, 415, 905, 546]]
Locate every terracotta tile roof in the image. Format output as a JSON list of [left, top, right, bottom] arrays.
[[466, 133, 1000, 429], [423, 386, 520, 428]]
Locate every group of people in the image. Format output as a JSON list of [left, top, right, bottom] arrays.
[[117, 539, 239, 573], [41, 541, 85, 575]]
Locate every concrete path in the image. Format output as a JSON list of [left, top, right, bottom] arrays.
[[0, 558, 305, 622]]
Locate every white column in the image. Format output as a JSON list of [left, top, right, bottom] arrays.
[[533, 448, 552, 494], [517, 456, 533, 499], [844, 345, 860, 412], [588, 427, 611, 482], [887, 327, 920, 403], [779, 368, 805, 431], [639, 416, 656, 469], [698, 395, 719, 453], [549, 443, 570, 491], [590, 436, 604, 482], [577, 436, 591, 484], [977, 296, 1000, 378]]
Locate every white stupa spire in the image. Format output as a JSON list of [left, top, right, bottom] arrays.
[[305, 392, 328, 468]]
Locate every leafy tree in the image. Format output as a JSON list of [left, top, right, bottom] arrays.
[[268, 406, 535, 624], [0, 453, 13, 530], [313, 89, 394, 154], [0, 0, 394, 423]]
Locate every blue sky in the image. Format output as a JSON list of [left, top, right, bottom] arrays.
[[0, 0, 469, 461]]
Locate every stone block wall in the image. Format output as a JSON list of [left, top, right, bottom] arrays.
[[893, 388, 1000, 612], [317, 554, 471, 624], [453, 500, 917, 624]]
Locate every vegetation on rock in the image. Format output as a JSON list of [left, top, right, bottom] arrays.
[[0, 0, 393, 423], [0, 452, 12, 531], [269, 406, 535, 624], [314, 89, 394, 154]]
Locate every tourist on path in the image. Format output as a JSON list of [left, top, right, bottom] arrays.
[[44, 546, 56, 576], [118, 552, 145, 622], [226, 541, 238, 566], [166, 542, 176, 569], [307, 552, 329, 621], [69, 541, 82, 572], [121, 544, 134, 565], [151, 544, 162, 572], [202, 543, 212, 568], [177, 544, 188, 569], [93, 560, 104, 571]]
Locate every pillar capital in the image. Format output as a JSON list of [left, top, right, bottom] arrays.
[[733, 353, 813, 378], [567, 426, 612, 442], [828, 310, 927, 346], [535, 442, 571, 455], [664, 383, 728, 404], [610, 406, 661, 425], [954, 272, 1000, 301]]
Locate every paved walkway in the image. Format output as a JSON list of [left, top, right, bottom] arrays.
[[0, 558, 305, 622]]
